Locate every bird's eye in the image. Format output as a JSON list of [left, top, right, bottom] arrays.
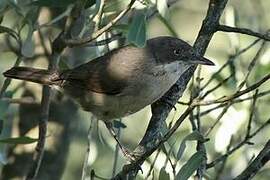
[[173, 49, 181, 56]]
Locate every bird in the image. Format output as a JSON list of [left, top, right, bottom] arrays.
[[3, 36, 214, 160]]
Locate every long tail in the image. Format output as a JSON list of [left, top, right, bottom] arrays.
[[3, 67, 61, 85]]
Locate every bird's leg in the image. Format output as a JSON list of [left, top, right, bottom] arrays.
[[104, 121, 136, 161]]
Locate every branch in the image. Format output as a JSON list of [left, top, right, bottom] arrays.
[[25, 32, 64, 180], [0, 97, 38, 105], [112, 0, 229, 179], [217, 25, 270, 41], [233, 140, 270, 180], [64, 0, 136, 47], [207, 117, 270, 169], [192, 72, 270, 106], [82, 33, 124, 47], [25, 85, 51, 180]]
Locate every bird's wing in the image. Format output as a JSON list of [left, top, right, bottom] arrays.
[[60, 53, 127, 95]]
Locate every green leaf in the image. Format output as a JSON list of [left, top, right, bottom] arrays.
[[112, 24, 129, 33], [59, 58, 71, 71], [127, 11, 147, 47], [0, 136, 39, 144], [21, 26, 34, 57], [159, 167, 170, 180], [0, 0, 7, 13], [176, 151, 205, 180], [176, 131, 205, 160]]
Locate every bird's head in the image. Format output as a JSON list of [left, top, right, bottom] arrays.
[[147, 36, 214, 66]]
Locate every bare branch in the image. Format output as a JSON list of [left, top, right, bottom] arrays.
[[233, 140, 270, 180], [217, 25, 270, 41], [192, 72, 270, 106], [207, 117, 270, 169], [82, 33, 124, 47], [64, 0, 136, 47], [112, 0, 229, 179], [0, 97, 38, 105], [25, 31, 64, 180]]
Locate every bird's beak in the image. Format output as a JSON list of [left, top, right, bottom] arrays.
[[190, 56, 215, 66]]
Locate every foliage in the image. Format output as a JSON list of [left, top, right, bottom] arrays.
[[0, 0, 269, 180]]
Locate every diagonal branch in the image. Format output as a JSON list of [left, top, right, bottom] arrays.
[[233, 140, 270, 180], [64, 0, 136, 47], [25, 31, 66, 180], [112, 0, 229, 179], [206, 117, 270, 169]]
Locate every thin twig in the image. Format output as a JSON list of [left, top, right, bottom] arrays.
[[214, 138, 233, 179], [112, 0, 229, 178], [191, 72, 270, 106], [112, 119, 122, 177], [237, 41, 266, 90], [201, 38, 261, 90], [204, 41, 265, 136], [205, 104, 230, 136], [93, 0, 105, 32], [194, 65, 206, 180], [81, 117, 94, 180], [82, 33, 124, 47], [26, 86, 51, 180], [207, 117, 270, 169], [0, 97, 38, 105], [178, 89, 270, 114], [145, 149, 161, 179], [201, 74, 234, 99], [25, 30, 63, 180], [245, 90, 259, 139], [65, 0, 136, 47], [233, 140, 270, 180], [217, 25, 270, 41]]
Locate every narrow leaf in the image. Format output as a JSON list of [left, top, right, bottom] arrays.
[[159, 167, 170, 180], [177, 131, 205, 160], [112, 24, 129, 33], [21, 26, 34, 57], [127, 11, 146, 47], [59, 58, 70, 70], [176, 151, 205, 180], [0, 136, 39, 144]]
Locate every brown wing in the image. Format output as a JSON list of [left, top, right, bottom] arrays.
[[60, 50, 127, 95]]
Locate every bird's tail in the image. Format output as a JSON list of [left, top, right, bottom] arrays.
[[3, 67, 61, 85]]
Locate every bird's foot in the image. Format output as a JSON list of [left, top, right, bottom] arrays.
[[104, 121, 137, 162]]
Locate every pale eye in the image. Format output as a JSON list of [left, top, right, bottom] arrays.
[[173, 49, 181, 56]]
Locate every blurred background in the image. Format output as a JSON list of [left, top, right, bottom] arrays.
[[0, 0, 269, 179]]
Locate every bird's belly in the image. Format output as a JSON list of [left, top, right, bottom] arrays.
[[69, 79, 175, 121], [64, 63, 183, 121]]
